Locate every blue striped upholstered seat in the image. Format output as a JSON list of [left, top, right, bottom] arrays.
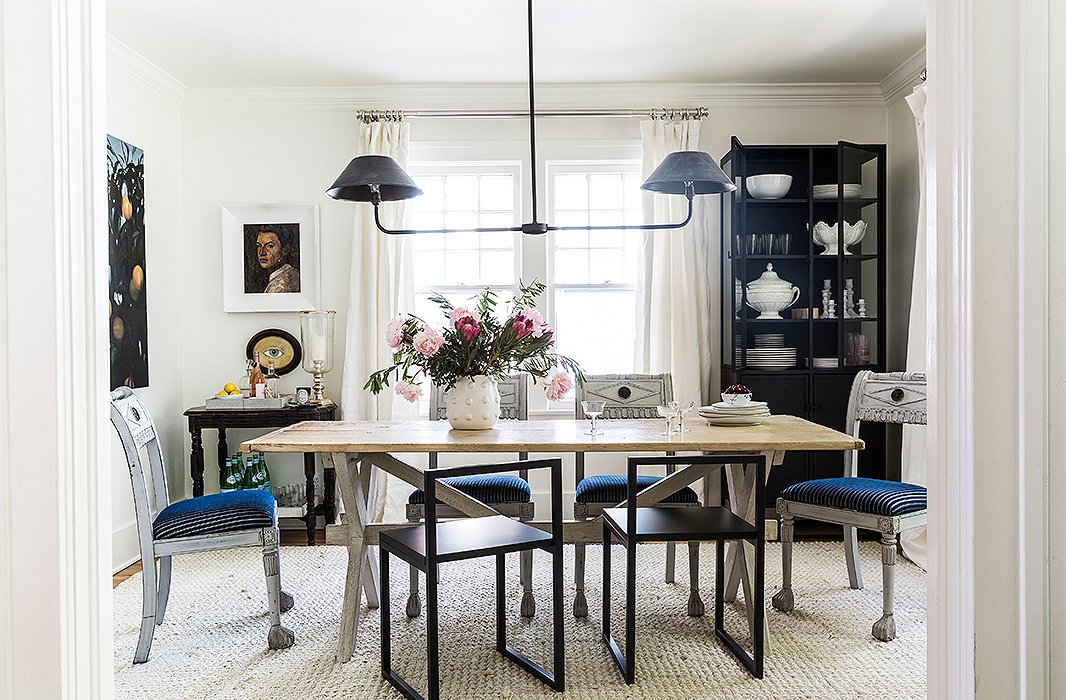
[[779, 478, 926, 517], [575, 475, 699, 505], [153, 490, 277, 540], [408, 475, 532, 504]]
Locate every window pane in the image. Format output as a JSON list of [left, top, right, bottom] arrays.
[[444, 175, 479, 210], [588, 249, 625, 284], [480, 175, 513, 210], [589, 173, 624, 209], [480, 212, 514, 230], [481, 250, 515, 285], [416, 175, 445, 211], [554, 250, 589, 284], [554, 174, 588, 210], [444, 212, 479, 234], [554, 288, 636, 375]]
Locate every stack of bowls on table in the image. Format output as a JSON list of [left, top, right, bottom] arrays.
[[745, 333, 797, 369], [813, 183, 863, 199], [699, 400, 771, 426]]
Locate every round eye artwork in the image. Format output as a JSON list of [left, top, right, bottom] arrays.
[[246, 328, 302, 376]]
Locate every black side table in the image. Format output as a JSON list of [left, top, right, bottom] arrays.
[[184, 402, 338, 545]]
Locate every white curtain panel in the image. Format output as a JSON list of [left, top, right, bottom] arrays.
[[339, 120, 416, 522], [635, 119, 717, 406], [900, 83, 928, 570]]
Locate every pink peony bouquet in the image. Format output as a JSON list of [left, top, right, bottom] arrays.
[[365, 280, 585, 401]]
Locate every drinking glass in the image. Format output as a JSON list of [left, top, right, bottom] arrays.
[[675, 401, 696, 432], [657, 403, 678, 435], [581, 400, 606, 435]]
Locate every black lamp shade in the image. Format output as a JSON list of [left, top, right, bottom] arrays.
[[640, 150, 737, 195], [325, 155, 423, 202]]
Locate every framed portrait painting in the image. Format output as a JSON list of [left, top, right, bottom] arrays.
[[221, 204, 320, 312]]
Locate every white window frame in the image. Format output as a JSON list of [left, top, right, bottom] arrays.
[[406, 139, 642, 417], [542, 158, 643, 413]]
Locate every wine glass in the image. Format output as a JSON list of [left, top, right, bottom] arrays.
[[581, 400, 606, 435], [675, 401, 696, 432], [657, 403, 678, 435]]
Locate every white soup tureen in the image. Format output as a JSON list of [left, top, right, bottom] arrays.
[[745, 263, 800, 319]]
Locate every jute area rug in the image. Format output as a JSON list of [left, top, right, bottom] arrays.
[[113, 541, 926, 699]]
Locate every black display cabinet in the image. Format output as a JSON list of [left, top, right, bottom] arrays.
[[719, 137, 887, 512]]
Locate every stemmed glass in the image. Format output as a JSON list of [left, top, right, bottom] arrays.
[[657, 403, 679, 435], [581, 400, 606, 436], [675, 401, 696, 432]]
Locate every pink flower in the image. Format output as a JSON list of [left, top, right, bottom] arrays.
[[545, 371, 574, 401], [449, 307, 472, 325], [395, 380, 422, 403], [513, 308, 550, 339], [413, 328, 445, 357], [455, 315, 480, 342], [385, 317, 406, 350]]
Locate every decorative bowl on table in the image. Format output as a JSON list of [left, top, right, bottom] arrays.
[[745, 263, 801, 319], [745, 174, 793, 199], [811, 220, 867, 255], [722, 384, 753, 406]]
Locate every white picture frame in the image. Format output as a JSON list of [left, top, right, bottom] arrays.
[[221, 203, 320, 313]]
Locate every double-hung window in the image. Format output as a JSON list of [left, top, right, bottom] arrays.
[[406, 152, 642, 413]]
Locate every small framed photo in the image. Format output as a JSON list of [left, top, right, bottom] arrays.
[[221, 204, 320, 312]]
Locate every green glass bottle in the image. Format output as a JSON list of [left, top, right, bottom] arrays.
[[241, 453, 255, 490], [250, 452, 271, 491], [221, 457, 241, 492]]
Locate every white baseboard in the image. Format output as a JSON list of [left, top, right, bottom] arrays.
[[112, 520, 141, 573]]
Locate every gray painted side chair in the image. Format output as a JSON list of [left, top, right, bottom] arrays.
[[572, 373, 704, 617], [771, 371, 928, 641], [109, 387, 294, 663], [404, 374, 536, 617]]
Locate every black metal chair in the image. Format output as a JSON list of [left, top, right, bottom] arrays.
[[380, 458, 565, 700], [602, 455, 766, 683], [405, 375, 536, 618]]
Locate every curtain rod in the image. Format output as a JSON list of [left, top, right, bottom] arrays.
[[356, 107, 708, 123]]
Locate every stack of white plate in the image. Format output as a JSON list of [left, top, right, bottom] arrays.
[[813, 183, 863, 199], [745, 347, 797, 369], [811, 357, 838, 369], [699, 401, 771, 426], [753, 333, 785, 348]]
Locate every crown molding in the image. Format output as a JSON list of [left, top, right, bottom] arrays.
[[106, 35, 188, 104], [880, 47, 926, 105], [180, 81, 888, 111]]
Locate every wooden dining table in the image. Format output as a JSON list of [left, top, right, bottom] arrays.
[[243, 414, 863, 662]]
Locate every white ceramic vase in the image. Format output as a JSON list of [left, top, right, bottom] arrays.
[[444, 375, 501, 430]]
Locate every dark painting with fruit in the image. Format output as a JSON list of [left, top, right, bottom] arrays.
[[107, 135, 149, 390]]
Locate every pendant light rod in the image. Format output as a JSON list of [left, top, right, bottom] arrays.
[[527, 0, 541, 229], [326, 3, 737, 233]]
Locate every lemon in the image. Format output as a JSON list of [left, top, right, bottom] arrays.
[[217, 390, 227, 396], [228, 390, 241, 396], [224, 382, 237, 393]]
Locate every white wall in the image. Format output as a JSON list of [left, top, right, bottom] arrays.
[[106, 51, 187, 571]]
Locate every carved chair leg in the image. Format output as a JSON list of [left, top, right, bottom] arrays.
[[573, 541, 588, 617], [133, 556, 158, 663], [155, 555, 172, 625], [771, 514, 796, 612], [262, 529, 295, 650], [665, 541, 677, 583], [844, 525, 864, 589], [872, 533, 898, 642], [520, 549, 536, 617], [687, 541, 705, 616], [406, 564, 422, 618]]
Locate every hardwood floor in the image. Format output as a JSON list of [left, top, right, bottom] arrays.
[[112, 529, 326, 589]]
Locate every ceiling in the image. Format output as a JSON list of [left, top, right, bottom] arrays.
[[107, 0, 925, 89]]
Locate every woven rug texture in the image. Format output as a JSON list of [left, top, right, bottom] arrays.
[[113, 541, 926, 699]]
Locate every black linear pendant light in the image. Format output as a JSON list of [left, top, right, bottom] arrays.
[[325, 0, 736, 235]]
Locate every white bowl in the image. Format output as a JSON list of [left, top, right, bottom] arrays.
[[812, 220, 868, 255], [721, 392, 753, 406], [746, 174, 793, 199]]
